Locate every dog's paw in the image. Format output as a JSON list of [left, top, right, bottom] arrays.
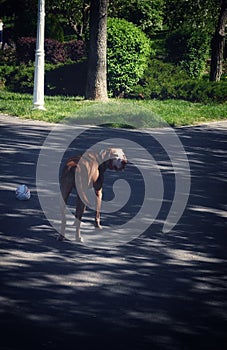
[[96, 225, 103, 230], [57, 234, 65, 241], [76, 236, 84, 243], [94, 222, 102, 229]]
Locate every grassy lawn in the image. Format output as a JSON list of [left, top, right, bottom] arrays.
[[0, 90, 226, 127]]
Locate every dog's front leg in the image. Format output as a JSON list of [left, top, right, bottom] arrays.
[[94, 189, 102, 229], [75, 195, 86, 242]]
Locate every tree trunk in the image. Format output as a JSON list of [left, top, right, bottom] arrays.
[[210, 0, 227, 81], [85, 0, 108, 101]]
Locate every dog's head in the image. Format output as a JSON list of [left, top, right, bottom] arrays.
[[99, 148, 127, 171]]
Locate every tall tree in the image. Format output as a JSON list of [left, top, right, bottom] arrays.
[[85, 0, 108, 101], [210, 0, 227, 81]]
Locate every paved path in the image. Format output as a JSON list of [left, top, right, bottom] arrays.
[[0, 114, 227, 350]]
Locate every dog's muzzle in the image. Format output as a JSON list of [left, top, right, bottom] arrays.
[[109, 157, 127, 171]]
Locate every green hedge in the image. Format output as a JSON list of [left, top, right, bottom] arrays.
[[0, 62, 87, 96], [172, 80, 227, 103], [1, 59, 226, 103], [0, 64, 35, 93], [136, 59, 189, 96], [0, 63, 56, 94], [16, 37, 86, 64], [107, 17, 152, 96], [131, 60, 227, 103]]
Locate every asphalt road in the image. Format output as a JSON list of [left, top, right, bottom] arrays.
[[0, 114, 227, 350]]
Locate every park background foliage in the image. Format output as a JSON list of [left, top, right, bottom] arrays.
[[0, 0, 226, 103]]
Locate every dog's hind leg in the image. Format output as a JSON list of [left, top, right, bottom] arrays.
[[75, 195, 86, 242], [58, 173, 74, 241], [94, 188, 102, 229]]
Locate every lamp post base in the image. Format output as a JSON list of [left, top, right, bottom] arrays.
[[32, 104, 46, 111]]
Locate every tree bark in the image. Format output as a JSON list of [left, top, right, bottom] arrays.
[[210, 0, 227, 81], [85, 0, 108, 101]]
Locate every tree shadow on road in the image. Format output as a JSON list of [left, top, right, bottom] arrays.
[[0, 119, 227, 350]]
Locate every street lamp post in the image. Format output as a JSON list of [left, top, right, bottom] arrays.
[[33, 0, 46, 110]]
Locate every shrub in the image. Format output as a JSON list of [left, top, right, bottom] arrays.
[[0, 65, 16, 89], [174, 80, 227, 103], [63, 40, 86, 61], [107, 17, 153, 96], [0, 61, 87, 96], [156, 79, 227, 103], [16, 37, 86, 64], [132, 59, 190, 98], [131, 59, 227, 103], [165, 28, 210, 78], [3, 64, 35, 93], [0, 46, 17, 65], [44, 39, 66, 64], [16, 37, 36, 64]]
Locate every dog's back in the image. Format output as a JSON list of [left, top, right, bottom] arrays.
[[60, 152, 100, 201]]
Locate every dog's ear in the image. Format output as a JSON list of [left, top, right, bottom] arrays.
[[98, 148, 112, 163]]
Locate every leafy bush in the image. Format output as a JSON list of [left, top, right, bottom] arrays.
[[63, 40, 86, 62], [0, 65, 16, 89], [16, 37, 86, 64], [107, 17, 153, 96], [132, 59, 190, 98], [165, 28, 210, 78], [44, 39, 66, 64], [0, 46, 17, 65], [0, 61, 87, 95], [174, 80, 227, 103], [2, 64, 35, 93], [16, 37, 36, 64], [131, 59, 227, 103]]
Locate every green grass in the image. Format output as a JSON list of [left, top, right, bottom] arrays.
[[0, 90, 226, 127]]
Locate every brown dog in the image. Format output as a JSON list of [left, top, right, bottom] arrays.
[[59, 148, 127, 242]]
